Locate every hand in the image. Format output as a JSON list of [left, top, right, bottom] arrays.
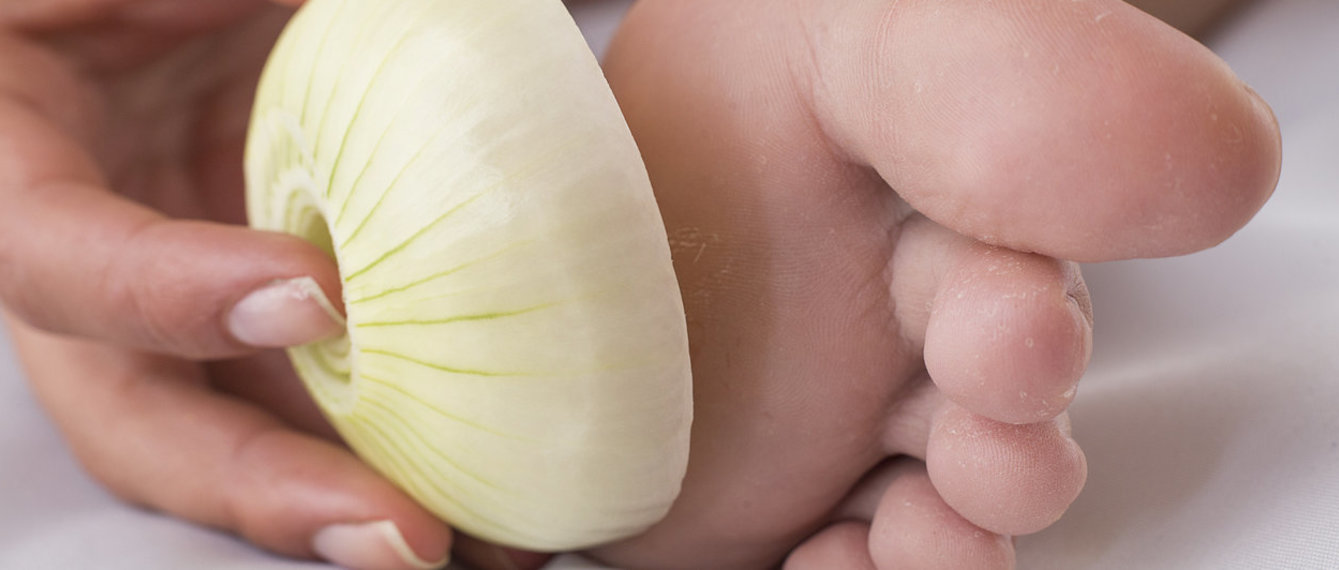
[[0, 2, 546, 568]]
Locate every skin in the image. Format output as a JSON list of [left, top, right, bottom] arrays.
[[0, 1, 458, 567], [587, 1, 1277, 567], [0, 1, 1279, 569]]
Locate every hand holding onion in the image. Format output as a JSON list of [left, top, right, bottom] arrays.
[[0, 1, 577, 568]]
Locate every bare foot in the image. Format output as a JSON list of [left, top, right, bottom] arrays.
[[589, 1, 1280, 568]]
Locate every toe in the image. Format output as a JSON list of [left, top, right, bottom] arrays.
[[815, 459, 1014, 570], [866, 460, 1014, 570], [926, 405, 1086, 536], [804, 0, 1281, 261], [784, 523, 878, 570], [924, 238, 1092, 424]]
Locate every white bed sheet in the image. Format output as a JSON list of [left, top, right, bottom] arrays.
[[1, 1, 1335, 568]]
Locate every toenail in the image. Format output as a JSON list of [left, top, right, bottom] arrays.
[[1055, 414, 1074, 437]]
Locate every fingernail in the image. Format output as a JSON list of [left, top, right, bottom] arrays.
[[227, 277, 345, 348], [313, 520, 448, 570]]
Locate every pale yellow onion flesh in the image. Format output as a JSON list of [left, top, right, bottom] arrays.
[[244, 0, 692, 551]]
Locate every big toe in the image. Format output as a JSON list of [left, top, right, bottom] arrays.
[[809, 0, 1282, 261]]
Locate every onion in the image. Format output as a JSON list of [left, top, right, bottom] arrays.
[[244, 0, 692, 551]]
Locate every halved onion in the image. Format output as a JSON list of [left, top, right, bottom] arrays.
[[244, 0, 692, 551]]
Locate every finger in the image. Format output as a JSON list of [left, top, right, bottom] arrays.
[[207, 349, 341, 441], [0, 0, 284, 31], [28, 1, 292, 76], [0, 97, 343, 358], [6, 313, 450, 570], [607, 0, 1281, 263]]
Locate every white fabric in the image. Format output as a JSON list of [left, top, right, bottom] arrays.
[[1, 1, 1336, 568]]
